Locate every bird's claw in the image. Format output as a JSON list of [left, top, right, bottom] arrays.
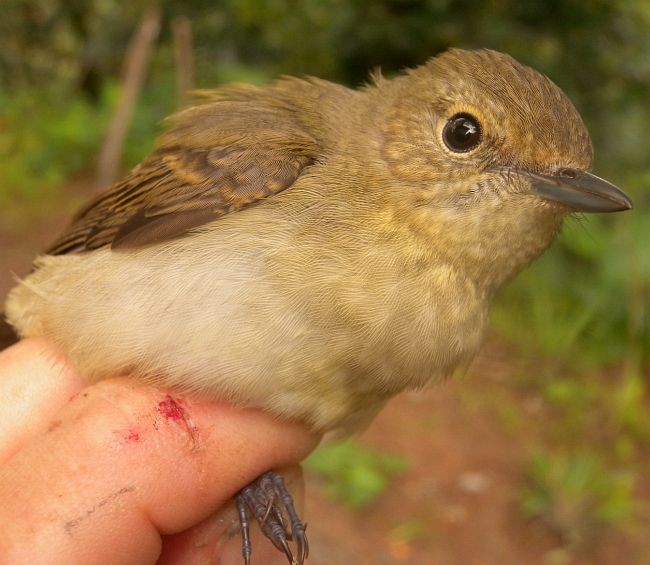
[[236, 471, 309, 565]]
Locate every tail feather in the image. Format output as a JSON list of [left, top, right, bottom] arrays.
[[0, 316, 18, 350]]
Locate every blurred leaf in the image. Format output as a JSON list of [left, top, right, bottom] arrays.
[[305, 439, 408, 508], [520, 449, 636, 548]]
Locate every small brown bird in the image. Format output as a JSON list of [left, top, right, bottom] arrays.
[[4, 49, 632, 563]]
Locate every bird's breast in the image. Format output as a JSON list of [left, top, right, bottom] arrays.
[[5, 210, 489, 433]]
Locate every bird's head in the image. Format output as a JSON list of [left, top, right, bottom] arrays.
[[374, 48, 632, 289]]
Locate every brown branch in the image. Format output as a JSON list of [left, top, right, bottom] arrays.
[[172, 15, 194, 108], [95, 6, 161, 192]]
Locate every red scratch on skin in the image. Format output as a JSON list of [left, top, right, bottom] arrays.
[[157, 395, 199, 447], [114, 429, 141, 443], [158, 395, 186, 421]]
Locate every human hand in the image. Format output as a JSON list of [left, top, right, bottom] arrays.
[[0, 338, 319, 564]]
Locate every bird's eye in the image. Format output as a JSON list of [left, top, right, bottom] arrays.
[[442, 113, 482, 153]]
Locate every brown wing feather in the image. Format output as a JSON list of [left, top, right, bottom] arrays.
[[47, 91, 319, 255]]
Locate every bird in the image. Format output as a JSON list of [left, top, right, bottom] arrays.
[[3, 48, 632, 564]]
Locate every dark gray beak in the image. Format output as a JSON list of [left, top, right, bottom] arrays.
[[526, 168, 633, 213]]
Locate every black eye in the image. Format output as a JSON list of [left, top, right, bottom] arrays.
[[442, 113, 482, 153]]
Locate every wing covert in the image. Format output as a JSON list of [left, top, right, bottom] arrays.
[[47, 90, 319, 254]]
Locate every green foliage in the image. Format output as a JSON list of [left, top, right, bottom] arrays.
[[611, 371, 650, 445], [520, 449, 635, 548], [0, 75, 175, 222], [389, 519, 429, 544], [305, 439, 408, 508], [0, 86, 108, 219]]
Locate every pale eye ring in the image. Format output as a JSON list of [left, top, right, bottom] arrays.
[[442, 113, 482, 153]]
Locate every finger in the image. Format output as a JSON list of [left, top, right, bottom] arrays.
[[0, 338, 85, 462], [0, 377, 319, 564], [158, 466, 305, 564]]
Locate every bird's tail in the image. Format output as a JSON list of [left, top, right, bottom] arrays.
[[0, 316, 18, 350]]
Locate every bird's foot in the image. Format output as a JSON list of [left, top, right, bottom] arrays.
[[235, 470, 308, 565]]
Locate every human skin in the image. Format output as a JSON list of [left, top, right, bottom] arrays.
[[0, 339, 318, 564]]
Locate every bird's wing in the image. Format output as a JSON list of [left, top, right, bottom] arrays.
[[47, 96, 319, 254]]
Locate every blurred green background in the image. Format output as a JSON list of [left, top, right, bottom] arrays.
[[1, 1, 648, 562]]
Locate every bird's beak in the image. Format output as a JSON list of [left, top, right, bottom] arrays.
[[524, 168, 633, 213]]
